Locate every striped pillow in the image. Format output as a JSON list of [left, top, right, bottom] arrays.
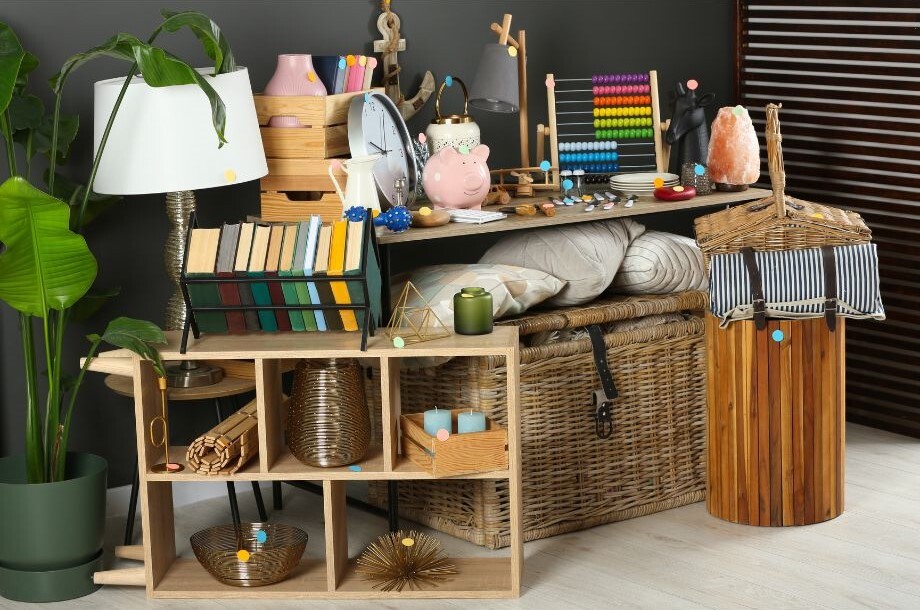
[[709, 243, 885, 326]]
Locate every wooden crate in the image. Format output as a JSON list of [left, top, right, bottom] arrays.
[[260, 126, 348, 160], [401, 410, 508, 477], [261, 158, 346, 192], [254, 89, 380, 128]]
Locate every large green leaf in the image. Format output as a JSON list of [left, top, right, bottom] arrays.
[[88, 316, 166, 377], [51, 33, 226, 145], [14, 51, 37, 91], [0, 176, 97, 317], [0, 22, 25, 113], [7, 92, 42, 131], [29, 113, 79, 162], [158, 10, 236, 75]]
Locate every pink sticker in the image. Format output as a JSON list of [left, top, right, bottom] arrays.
[[329, 159, 342, 170], [436, 428, 450, 441], [687, 79, 699, 90], [545, 77, 555, 89], [418, 132, 427, 144]]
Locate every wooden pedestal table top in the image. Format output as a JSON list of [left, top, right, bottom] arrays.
[[104, 374, 256, 401]]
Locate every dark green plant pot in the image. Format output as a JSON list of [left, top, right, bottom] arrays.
[[0, 452, 107, 602]]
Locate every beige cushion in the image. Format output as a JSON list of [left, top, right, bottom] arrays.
[[392, 263, 565, 326], [479, 219, 645, 306], [611, 231, 707, 294]]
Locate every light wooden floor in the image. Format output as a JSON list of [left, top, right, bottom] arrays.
[[4, 423, 920, 610]]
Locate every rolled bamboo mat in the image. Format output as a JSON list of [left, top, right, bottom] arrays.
[[186, 399, 258, 475]]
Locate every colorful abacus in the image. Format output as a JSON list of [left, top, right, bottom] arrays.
[[546, 69, 664, 185]]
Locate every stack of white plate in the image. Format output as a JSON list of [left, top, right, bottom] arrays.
[[609, 172, 680, 194]]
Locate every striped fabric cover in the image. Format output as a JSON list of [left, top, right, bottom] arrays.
[[709, 243, 885, 327]]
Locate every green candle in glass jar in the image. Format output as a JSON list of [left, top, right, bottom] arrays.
[[453, 287, 493, 335]]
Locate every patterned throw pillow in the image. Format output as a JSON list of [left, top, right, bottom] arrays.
[[392, 264, 566, 326], [611, 231, 708, 294]]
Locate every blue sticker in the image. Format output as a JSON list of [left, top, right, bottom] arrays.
[[539, 160, 551, 172], [445, 75, 453, 87], [459, 145, 470, 154], [256, 530, 268, 544], [694, 163, 705, 176], [562, 179, 573, 190], [364, 92, 371, 103], [339, 58, 347, 69], [348, 464, 362, 472], [772, 329, 785, 342]]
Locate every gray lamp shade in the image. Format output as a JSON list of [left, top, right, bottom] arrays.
[[469, 43, 519, 113]]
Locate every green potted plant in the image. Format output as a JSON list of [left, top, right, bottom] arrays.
[[0, 11, 235, 602]]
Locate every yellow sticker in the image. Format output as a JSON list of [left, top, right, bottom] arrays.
[[237, 549, 251, 562], [673, 185, 685, 192], [359, 55, 367, 66], [653, 177, 664, 188], [307, 71, 317, 82], [372, 209, 381, 218], [810, 212, 825, 219], [224, 169, 237, 183], [401, 538, 415, 547], [419, 206, 432, 216], [508, 46, 518, 58]]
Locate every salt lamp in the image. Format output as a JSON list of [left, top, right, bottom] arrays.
[[707, 105, 761, 191]]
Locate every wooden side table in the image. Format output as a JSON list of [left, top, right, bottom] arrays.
[[104, 374, 269, 544]]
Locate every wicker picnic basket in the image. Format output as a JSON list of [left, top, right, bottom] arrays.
[[694, 104, 870, 262], [365, 291, 708, 549]]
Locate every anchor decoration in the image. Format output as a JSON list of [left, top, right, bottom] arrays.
[[374, 0, 436, 120]]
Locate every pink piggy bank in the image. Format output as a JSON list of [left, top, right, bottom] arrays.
[[422, 144, 491, 210]]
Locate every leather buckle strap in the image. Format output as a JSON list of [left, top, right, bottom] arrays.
[[741, 248, 767, 330], [587, 325, 616, 439], [821, 246, 838, 332]]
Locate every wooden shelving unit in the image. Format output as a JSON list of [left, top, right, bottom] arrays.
[[127, 328, 522, 599]]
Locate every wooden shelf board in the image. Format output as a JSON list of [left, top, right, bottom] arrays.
[[376, 188, 771, 245], [153, 558, 327, 599], [334, 557, 515, 599], [149, 446, 510, 481], [156, 327, 517, 361]]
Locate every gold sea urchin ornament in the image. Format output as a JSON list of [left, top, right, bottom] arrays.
[[355, 530, 457, 592]]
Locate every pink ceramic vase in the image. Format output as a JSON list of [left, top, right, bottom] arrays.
[[264, 54, 327, 127]]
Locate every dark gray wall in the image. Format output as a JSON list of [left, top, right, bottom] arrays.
[[0, 0, 734, 486]]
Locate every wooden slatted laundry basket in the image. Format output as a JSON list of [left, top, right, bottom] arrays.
[[695, 104, 870, 526]]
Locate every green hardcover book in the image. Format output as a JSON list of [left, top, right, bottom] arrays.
[[278, 224, 304, 331], [247, 225, 276, 332], [292, 218, 318, 331], [186, 227, 228, 334]]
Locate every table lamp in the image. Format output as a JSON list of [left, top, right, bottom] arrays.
[[93, 66, 267, 385]]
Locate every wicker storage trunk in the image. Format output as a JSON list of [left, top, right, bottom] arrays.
[[366, 292, 708, 549]]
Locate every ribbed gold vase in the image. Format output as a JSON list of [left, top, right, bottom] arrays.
[[285, 359, 370, 467]]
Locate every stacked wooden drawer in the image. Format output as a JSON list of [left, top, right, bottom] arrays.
[[253, 88, 381, 222]]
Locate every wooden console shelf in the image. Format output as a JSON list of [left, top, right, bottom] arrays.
[[116, 328, 522, 599]]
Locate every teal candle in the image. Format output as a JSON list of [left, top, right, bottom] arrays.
[[423, 406, 452, 437], [453, 287, 493, 335], [457, 409, 487, 434]]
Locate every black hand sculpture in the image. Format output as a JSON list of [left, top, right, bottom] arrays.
[[666, 81, 715, 175]]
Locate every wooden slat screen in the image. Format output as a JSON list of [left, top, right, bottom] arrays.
[[735, 0, 920, 436]]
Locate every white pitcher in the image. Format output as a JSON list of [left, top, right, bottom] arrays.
[[328, 153, 383, 212]]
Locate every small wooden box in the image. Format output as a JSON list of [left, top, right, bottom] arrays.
[[261, 157, 346, 192], [259, 125, 348, 160], [260, 191, 342, 223], [400, 410, 508, 478], [253, 88, 381, 127]]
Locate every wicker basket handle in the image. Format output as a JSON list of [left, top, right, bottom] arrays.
[[765, 103, 786, 218]]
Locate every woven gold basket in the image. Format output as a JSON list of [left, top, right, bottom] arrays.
[[695, 104, 870, 263], [366, 292, 708, 548], [190, 522, 307, 587]]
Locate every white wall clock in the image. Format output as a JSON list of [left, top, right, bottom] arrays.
[[347, 91, 419, 206]]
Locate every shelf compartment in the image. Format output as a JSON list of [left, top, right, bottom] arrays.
[[401, 410, 508, 477], [335, 557, 514, 598], [153, 558, 328, 599]]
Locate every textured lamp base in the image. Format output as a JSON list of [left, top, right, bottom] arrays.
[[164, 190, 196, 332]]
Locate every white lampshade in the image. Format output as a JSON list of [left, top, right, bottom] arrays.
[[93, 66, 267, 195]]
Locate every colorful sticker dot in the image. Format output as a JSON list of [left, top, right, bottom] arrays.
[[364, 92, 371, 103], [329, 158, 342, 171], [419, 206, 432, 216], [732, 105, 745, 116], [166, 463, 181, 472], [358, 55, 367, 66], [371, 208, 381, 217], [338, 57, 347, 69], [673, 185, 685, 192], [810, 212, 825, 219], [459, 145, 470, 154], [346, 55, 356, 66], [436, 428, 450, 441], [562, 178, 573, 190], [653, 177, 664, 188], [237, 549, 251, 562], [224, 169, 237, 183], [508, 46, 518, 58], [348, 464, 362, 472], [393, 336, 405, 348], [256, 530, 268, 544], [772, 330, 785, 342], [539, 160, 551, 172], [687, 79, 699, 91], [307, 71, 316, 82], [694, 163, 705, 176], [445, 75, 453, 87], [418, 132, 427, 143], [545, 77, 555, 89], [401, 537, 415, 547]]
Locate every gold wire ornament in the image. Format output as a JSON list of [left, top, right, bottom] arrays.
[[385, 281, 451, 345], [149, 376, 184, 473], [355, 530, 457, 592]]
